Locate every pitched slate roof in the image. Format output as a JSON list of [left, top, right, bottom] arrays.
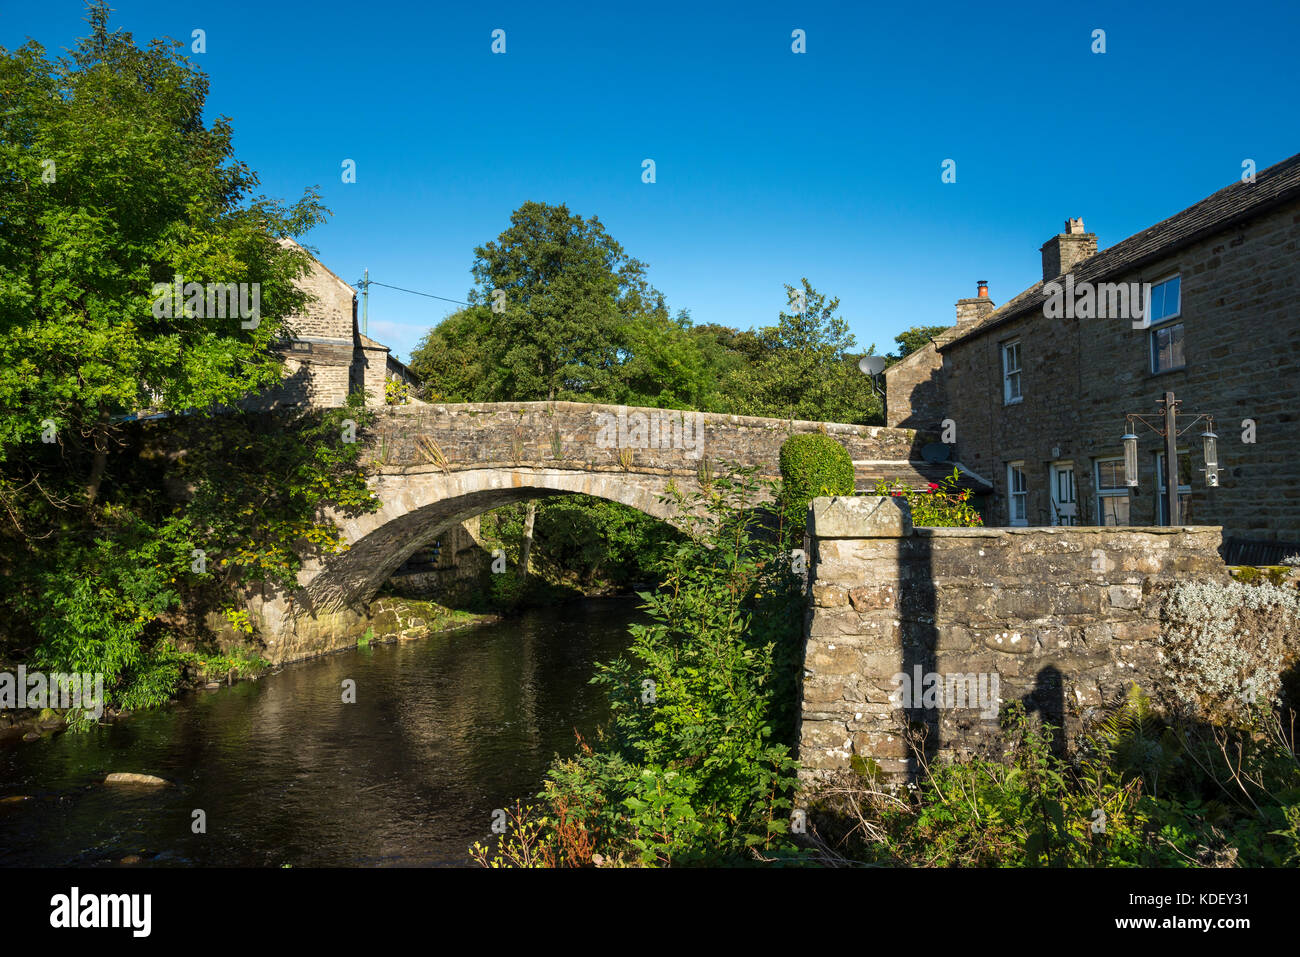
[[939, 151, 1300, 349]]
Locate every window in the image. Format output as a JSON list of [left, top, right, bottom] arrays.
[[1002, 340, 1022, 404], [1147, 275, 1184, 373], [1095, 458, 1130, 526], [1155, 450, 1193, 525], [1008, 462, 1028, 526]]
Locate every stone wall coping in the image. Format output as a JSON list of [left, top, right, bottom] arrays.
[[373, 401, 917, 440], [911, 524, 1224, 538], [809, 495, 1222, 539]]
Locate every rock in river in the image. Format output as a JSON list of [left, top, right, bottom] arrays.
[[104, 772, 171, 787]]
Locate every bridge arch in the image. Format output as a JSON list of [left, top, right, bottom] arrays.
[[300, 466, 689, 612]]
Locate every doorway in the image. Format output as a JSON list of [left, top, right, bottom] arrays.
[[1050, 462, 1077, 526]]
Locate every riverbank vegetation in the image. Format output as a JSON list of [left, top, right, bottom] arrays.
[[471, 468, 808, 866], [0, 7, 373, 720]]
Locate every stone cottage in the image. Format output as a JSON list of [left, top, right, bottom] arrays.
[[885, 152, 1300, 561], [255, 239, 420, 409]]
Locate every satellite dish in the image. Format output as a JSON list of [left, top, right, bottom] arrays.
[[921, 442, 951, 463], [858, 355, 886, 376]]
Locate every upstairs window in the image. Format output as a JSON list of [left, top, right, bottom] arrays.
[[1002, 340, 1022, 404], [1147, 275, 1184, 373]]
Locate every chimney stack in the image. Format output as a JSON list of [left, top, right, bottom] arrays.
[[956, 280, 995, 323], [1040, 217, 1098, 281]]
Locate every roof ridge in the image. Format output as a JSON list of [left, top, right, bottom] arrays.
[[939, 151, 1300, 348]]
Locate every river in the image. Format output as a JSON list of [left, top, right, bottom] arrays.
[[0, 597, 640, 867]]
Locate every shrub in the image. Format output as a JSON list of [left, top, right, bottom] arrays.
[[805, 690, 1300, 868], [778, 433, 854, 543]]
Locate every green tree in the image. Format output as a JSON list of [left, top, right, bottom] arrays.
[[888, 324, 948, 363], [0, 4, 368, 717], [462, 201, 661, 402], [0, 3, 324, 504], [720, 279, 880, 424], [408, 305, 495, 402]]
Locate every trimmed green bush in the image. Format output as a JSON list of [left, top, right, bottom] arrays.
[[778, 433, 855, 542]]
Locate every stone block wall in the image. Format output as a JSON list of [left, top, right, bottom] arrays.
[[799, 496, 1229, 781], [385, 517, 491, 603], [884, 341, 947, 432], [935, 198, 1300, 541], [366, 402, 925, 478]]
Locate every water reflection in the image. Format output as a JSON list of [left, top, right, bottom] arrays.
[[0, 597, 638, 867]]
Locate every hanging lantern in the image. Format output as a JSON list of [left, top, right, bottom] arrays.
[[1202, 426, 1219, 487], [1201, 427, 1218, 471], [1121, 431, 1139, 487]]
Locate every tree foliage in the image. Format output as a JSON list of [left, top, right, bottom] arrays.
[[410, 207, 884, 424], [0, 4, 371, 717]]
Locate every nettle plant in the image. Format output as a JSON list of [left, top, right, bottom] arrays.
[[1159, 578, 1300, 722]]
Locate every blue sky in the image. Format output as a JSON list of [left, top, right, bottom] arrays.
[[6, 0, 1299, 363]]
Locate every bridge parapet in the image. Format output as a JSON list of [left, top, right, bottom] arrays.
[[363, 401, 924, 478]]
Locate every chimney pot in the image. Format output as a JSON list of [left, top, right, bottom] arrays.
[[955, 283, 996, 323]]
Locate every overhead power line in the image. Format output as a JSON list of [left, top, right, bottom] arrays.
[[362, 280, 471, 307], [353, 272, 472, 338]]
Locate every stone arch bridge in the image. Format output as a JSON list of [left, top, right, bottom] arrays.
[[252, 402, 984, 662]]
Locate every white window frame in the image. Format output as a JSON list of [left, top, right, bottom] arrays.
[[1007, 462, 1028, 526], [1147, 274, 1184, 373], [1095, 457, 1130, 526], [1001, 340, 1022, 404], [1155, 450, 1192, 526]]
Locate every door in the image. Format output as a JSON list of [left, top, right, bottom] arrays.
[[1050, 462, 1077, 525]]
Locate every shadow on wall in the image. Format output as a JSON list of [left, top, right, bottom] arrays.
[[901, 532, 937, 782], [899, 542, 1068, 780]]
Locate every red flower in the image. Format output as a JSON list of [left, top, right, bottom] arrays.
[[891, 490, 904, 497], [927, 483, 940, 491]]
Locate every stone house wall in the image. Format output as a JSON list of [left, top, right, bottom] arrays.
[[798, 496, 1228, 782], [884, 340, 947, 432], [923, 198, 1300, 544]]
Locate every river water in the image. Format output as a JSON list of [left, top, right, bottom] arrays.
[[0, 597, 639, 867]]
